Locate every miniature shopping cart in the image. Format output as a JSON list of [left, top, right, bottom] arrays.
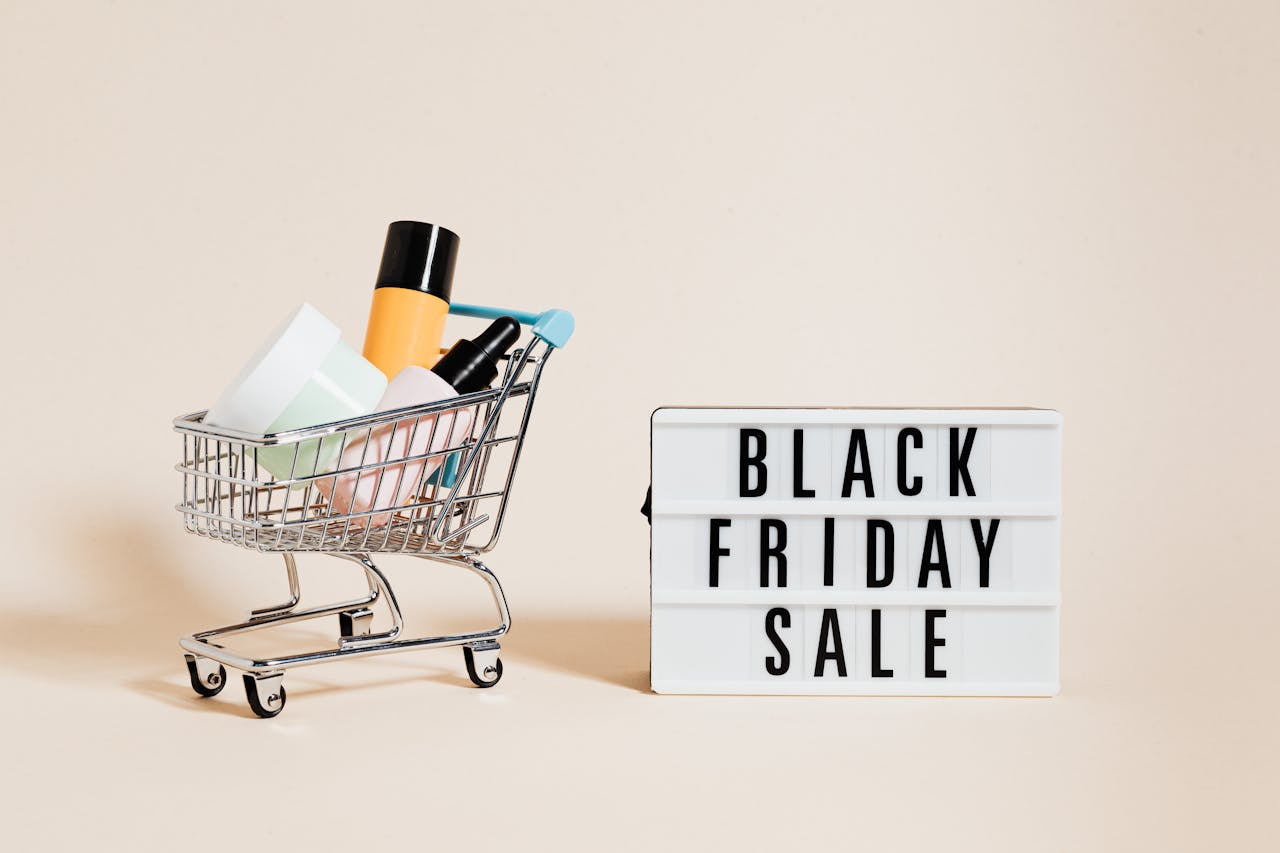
[[173, 303, 574, 717]]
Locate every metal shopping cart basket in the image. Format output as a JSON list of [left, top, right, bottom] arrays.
[[173, 303, 574, 717]]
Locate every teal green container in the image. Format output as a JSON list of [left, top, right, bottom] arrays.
[[204, 303, 388, 483]]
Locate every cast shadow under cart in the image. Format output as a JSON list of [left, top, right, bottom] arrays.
[[0, 512, 650, 709]]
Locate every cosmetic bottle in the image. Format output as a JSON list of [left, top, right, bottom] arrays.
[[362, 221, 459, 379], [203, 303, 388, 482], [322, 316, 521, 525]]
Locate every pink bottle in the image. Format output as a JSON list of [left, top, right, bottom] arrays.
[[321, 317, 520, 527]]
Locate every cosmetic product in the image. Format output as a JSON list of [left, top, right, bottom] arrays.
[[322, 316, 521, 525], [362, 221, 459, 379], [204, 303, 387, 482]]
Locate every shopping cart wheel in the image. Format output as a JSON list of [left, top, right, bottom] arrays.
[[243, 673, 287, 718], [184, 654, 226, 698], [463, 645, 503, 688]]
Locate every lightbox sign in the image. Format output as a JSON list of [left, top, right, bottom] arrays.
[[649, 408, 1061, 696]]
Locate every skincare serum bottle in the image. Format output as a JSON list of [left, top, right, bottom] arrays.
[[362, 221, 459, 378]]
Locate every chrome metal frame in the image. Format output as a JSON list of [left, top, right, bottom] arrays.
[[173, 320, 561, 714], [179, 552, 510, 671]]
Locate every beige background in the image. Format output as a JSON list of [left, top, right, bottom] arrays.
[[1, 1, 1276, 849]]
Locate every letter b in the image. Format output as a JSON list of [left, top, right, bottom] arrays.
[[740, 428, 767, 497]]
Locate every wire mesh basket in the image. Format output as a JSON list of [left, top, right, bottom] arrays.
[[174, 337, 546, 556]]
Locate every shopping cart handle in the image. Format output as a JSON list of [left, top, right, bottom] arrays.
[[449, 303, 575, 348]]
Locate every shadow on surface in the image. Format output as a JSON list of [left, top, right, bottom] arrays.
[[129, 666, 473, 719], [506, 615, 649, 692], [1, 509, 650, 700], [129, 614, 649, 718], [0, 513, 233, 679]]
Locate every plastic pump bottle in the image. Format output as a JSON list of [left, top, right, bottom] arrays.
[[322, 316, 522, 525]]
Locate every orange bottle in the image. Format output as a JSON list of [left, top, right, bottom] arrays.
[[362, 221, 459, 378]]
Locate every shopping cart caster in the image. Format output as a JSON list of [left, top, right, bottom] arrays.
[[184, 654, 226, 698], [243, 672, 287, 718], [463, 643, 503, 688]]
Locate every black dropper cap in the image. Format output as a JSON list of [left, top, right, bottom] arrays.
[[374, 221, 459, 303], [431, 316, 521, 394]]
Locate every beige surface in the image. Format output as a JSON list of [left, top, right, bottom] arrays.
[[1, 1, 1277, 849]]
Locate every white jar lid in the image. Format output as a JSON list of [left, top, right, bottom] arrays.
[[204, 303, 342, 434]]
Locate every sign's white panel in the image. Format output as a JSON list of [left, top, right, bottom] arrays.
[[650, 408, 1061, 696]]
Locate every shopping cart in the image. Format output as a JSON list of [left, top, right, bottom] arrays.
[[173, 303, 574, 717]]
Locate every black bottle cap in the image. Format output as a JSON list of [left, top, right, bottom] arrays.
[[374, 221, 459, 302], [432, 316, 521, 394]]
